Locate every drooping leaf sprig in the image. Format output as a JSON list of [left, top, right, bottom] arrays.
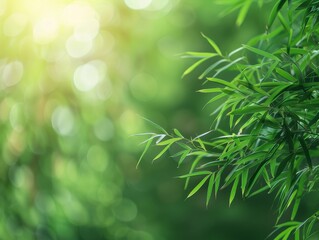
[[138, 0, 319, 239]]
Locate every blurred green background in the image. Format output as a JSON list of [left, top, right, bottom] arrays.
[[0, 0, 294, 239]]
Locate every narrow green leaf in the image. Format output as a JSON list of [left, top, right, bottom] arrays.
[[264, 84, 292, 105], [276, 68, 297, 82], [268, 0, 287, 29], [274, 226, 294, 240], [246, 158, 268, 196], [306, 217, 316, 238], [153, 143, 172, 161], [177, 149, 190, 168], [157, 137, 182, 146], [193, 130, 213, 140], [236, 0, 252, 26], [228, 47, 244, 57], [187, 175, 210, 198], [291, 197, 301, 221], [215, 171, 221, 198], [248, 185, 270, 198], [206, 77, 238, 90], [199, 59, 228, 79], [173, 128, 184, 138], [182, 57, 211, 78], [276, 221, 300, 229], [286, 190, 297, 209], [206, 173, 215, 207], [201, 33, 222, 56], [236, 151, 268, 165], [243, 44, 281, 61], [230, 106, 268, 115], [178, 171, 212, 179], [295, 229, 300, 240], [229, 177, 239, 206], [213, 57, 246, 78], [241, 169, 248, 196], [298, 136, 312, 169], [262, 60, 280, 81], [197, 88, 223, 93], [136, 138, 153, 168], [185, 155, 204, 189], [142, 117, 168, 134], [197, 138, 206, 151], [275, 154, 294, 179], [182, 52, 218, 58]]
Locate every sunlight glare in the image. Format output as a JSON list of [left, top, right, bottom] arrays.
[[33, 16, 59, 44], [124, 0, 152, 10], [65, 35, 93, 58], [73, 62, 102, 92], [3, 13, 28, 37]]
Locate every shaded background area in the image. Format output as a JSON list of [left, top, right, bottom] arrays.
[[0, 0, 309, 239]]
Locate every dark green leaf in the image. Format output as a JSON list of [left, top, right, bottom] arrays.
[[298, 136, 312, 169]]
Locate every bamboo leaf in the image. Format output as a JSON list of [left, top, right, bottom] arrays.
[[182, 57, 211, 78], [182, 52, 218, 58], [199, 59, 229, 79], [201, 33, 222, 56], [236, 0, 252, 26], [213, 57, 246, 78], [153, 143, 173, 161], [206, 173, 215, 207], [157, 137, 182, 146], [197, 88, 223, 93], [136, 138, 153, 168], [177, 149, 191, 167], [206, 77, 238, 90], [275, 68, 297, 82], [173, 128, 184, 138], [142, 117, 168, 134], [229, 177, 239, 206], [243, 44, 281, 61], [230, 106, 268, 115], [268, 0, 287, 29], [215, 171, 222, 198], [187, 175, 210, 198], [275, 154, 294, 179], [178, 171, 212, 179], [298, 136, 312, 169]]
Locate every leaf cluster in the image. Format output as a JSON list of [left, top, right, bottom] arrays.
[[138, 0, 319, 239]]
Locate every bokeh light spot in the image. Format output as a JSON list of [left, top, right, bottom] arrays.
[[112, 199, 138, 222], [51, 106, 74, 136], [58, 191, 88, 225], [65, 35, 92, 58], [87, 145, 109, 172], [3, 13, 27, 37], [9, 104, 24, 130], [148, 0, 170, 11], [9, 166, 34, 189], [124, 0, 152, 10], [62, 2, 97, 27], [120, 110, 143, 135], [0, 0, 6, 16], [93, 117, 114, 141], [33, 16, 59, 44], [0, 61, 24, 89], [74, 18, 100, 41], [73, 62, 102, 92]]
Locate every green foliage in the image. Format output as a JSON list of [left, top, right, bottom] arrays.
[[139, 0, 319, 238]]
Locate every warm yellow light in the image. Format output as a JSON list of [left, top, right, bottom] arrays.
[[124, 0, 152, 10]]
